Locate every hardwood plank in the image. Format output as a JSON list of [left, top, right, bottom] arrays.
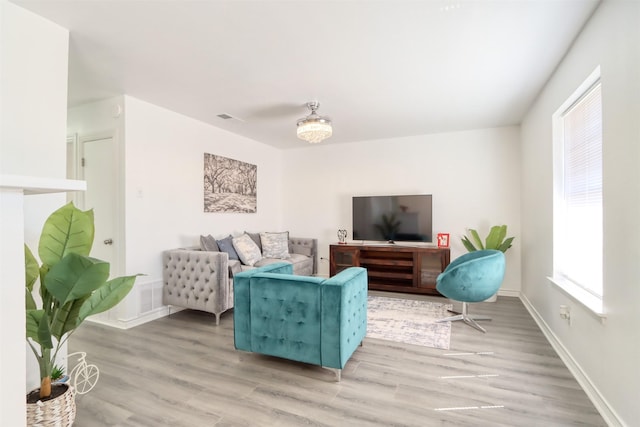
[[69, 292, 606, 426]]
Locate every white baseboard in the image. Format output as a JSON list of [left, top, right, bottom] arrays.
[[87, 306, 178, 330], [519, 294, 624, 427], [497, 288, 520, 298]]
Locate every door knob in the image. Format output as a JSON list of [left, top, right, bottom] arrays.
[[104, 238, 113, 245]]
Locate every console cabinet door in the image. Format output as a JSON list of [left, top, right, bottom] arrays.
[[418, 252, 443, 290], [330, 246, 359, 275]]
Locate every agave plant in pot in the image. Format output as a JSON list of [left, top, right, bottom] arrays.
[[25, 203, 137, 426], [461, 225, 514, 302], [461, 224, 514, 253]]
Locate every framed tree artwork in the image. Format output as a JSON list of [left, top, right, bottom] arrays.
[[204, 153, 257, 213]]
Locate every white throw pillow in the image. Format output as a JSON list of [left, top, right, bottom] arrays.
[[260, 232, 290, 259], [232, 233, 263, 266]]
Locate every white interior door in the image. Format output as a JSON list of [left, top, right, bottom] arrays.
[[81, 136, 117, 272]]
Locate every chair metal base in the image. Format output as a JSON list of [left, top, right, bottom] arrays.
[[436, 302, 492, 333]]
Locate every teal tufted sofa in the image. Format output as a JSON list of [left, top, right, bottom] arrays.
[[233, 263, 368, 380]]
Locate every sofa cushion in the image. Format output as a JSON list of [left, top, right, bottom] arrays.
[[260, 231, 290, 259], [217, 235, 240, 260], [254, 258, 292, 268], [233, 233, 263, 266], [200, 234, 219, 252], [245, 231, 262, 252], [288, 253, 313, 276], [288, 253, 309, 264]]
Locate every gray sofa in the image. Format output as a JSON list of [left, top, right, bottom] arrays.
[[162, 236, 317, 324]]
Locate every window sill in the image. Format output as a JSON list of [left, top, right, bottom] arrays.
[[547, 276, 606, 320]]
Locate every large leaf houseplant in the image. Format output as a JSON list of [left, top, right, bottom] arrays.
[[25, 203, 137, 405], [461, 224, 514, 253]]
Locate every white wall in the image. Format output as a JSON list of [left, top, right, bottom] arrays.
[[282, 126, 522, 294], [68, 96, 126, 136], [1, 1, 69, 246], [68, 96, 285, 326], [520, 1, 640, 425], [0, 2, 69, 425], [119, 96, 284, 323]]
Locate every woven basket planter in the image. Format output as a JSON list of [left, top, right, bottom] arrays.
[[26, 384, 76, 427]]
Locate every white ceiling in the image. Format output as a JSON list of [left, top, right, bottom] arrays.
[[13, 0, 600, 149]]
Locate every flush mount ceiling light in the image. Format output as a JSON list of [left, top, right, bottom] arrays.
[[296, 101, 332, 144]]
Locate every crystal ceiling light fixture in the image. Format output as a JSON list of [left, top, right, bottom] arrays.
[[296, 101, 332, 143]]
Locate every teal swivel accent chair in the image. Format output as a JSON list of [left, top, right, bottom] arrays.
[[435, 250, 506, 333]]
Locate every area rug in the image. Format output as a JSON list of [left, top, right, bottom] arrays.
[[367, 295, 453, 350]]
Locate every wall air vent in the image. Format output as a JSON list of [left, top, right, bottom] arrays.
[[216, 113, 245, 122]]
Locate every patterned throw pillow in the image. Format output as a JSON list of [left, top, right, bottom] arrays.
[[232, 233, 263, 266], [260, 231, 290, 259], [217, 235, 240, 261], [200, 234, 219, 252]]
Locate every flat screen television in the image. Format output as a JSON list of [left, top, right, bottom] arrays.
[[352, 194, 433, 243]]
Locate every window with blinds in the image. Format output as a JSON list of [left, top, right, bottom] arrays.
[[552, 68, 603, 312]]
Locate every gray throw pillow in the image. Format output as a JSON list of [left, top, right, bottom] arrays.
[[260, 231, 290, 259], [217, 235, 240, 261], [232, 233, 263, 266], [200, 234, 219, 252], [245, 231, 262, 251]]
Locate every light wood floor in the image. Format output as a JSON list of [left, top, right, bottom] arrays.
[[69, 292, 606, 426]]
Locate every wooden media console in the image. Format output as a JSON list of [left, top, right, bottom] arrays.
[[329, 243, 450, 295]]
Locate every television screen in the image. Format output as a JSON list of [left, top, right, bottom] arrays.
[[352, 194, 433, 242]]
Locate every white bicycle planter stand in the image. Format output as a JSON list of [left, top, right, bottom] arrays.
[[67, 352, 100, 395]]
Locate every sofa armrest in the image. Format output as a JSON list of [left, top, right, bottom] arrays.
[[320, 267, 368, 369], [289, 237, 318, 274], [233, 262, 294, 351], [162, 248, 230, 316]]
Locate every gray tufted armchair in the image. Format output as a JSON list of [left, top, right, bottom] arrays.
[[163, 250, 231, 325]]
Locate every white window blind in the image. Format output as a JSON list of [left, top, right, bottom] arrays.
[[557, 82, 603, 298]]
